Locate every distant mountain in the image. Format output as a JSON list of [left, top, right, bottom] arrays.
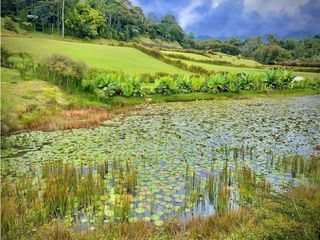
[[196, 32, 317, 42], [197, 35, 243, 41], [282, 31, 315, 40], [196, 35, 215, 41]]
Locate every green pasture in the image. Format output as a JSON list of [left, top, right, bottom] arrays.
[[162, 51, 212, 61], [180, 59, 320, 79], [208, 52, 262, 66], [162, 50, 262, 67], [1, 37, 189, 75]]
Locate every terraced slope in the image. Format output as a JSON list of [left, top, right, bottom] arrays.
[[162, 50, 262, 67]]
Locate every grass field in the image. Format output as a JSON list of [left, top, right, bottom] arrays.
[[1, 36, 189, 75], [162, 50, 262, 67], [162, 50, 212, 61], [180, 59, 320, 79], [208, 52, 262, 66]]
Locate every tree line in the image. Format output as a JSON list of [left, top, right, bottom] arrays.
[[1, 0, 319, 66], [196, 34, 320, 66], [1, 0, 196, 46]]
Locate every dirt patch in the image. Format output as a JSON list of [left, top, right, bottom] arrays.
[[230, 96, 251, 100], [24, 107, 113, 132]]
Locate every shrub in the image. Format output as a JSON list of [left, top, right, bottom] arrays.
[[206, 74, 228, 93], [37, 55, 88, 90], [154, 76, 176, 95], [1, 47, 11, 68], [3, 17, 18, 33], [191, 76, 206, 92], [290, 78, 320, 90], [237, 73, 257, 90], [7, 53, 34, 79], [188, 65, 209, 74], [176, 75, 192, 93], [261, 68, 281, 89], [83, 72, 121, 98], [278, 69, 296, 89], [20, 22, 33, 31], [121, 75, 143, 97], [227, 74, 240, 93]]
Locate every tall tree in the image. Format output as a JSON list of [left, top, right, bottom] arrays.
[[62, 0, 65, 38]]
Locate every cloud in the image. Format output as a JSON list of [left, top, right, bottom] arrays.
[[131, 0, 320, 37], [178, 0, 207, 29], [211, 0, 224, 9], [243, 0, 308, 17]]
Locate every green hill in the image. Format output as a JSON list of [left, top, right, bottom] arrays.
[[1, 36, 189, 75]]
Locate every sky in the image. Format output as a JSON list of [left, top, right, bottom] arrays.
[[131, 0, 320, 38]]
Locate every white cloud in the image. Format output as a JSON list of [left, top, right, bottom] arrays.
[[178, 0, 206, 29], [211, 0, 224, 9], [243, 0, 308, 17]]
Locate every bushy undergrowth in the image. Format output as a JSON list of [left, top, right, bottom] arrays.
[[3, 17, 18, 33], [36, 55, 88, 91], [83, 71, 143, 98], [6, 52, 35, 79], [4, 51, 319, 99], [151, 69, 319, 96]]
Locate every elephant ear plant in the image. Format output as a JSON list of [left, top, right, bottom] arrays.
[[206, 74, 228, 93], [154, 76, 177, 95], [121, 75, 143, 97], [176, 75, 192, 93], [278, 69, 295, 89], [83, 72, 122, 98]]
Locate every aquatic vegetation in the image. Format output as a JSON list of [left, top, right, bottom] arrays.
[[1, 96, 319, 239]]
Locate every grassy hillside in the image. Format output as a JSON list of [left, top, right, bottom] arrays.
[[180, 59, 320, 79], [162, 51, 211, 61], [162, 50, 262, 67], [207, 52, 262, 67], [1, 36, 189, 75]]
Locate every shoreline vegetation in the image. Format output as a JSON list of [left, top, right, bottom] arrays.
[[1, 70, 319, 134], [1, 153, 319, 240], [23, 183, 320, 240]]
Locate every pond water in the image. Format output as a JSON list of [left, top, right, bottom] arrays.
[[1, 95, 320, 227]]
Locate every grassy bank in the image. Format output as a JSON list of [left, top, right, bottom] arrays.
[[105, 88, 320, 105], [2, 67, 319, 134], [0, 68, 130, 134]]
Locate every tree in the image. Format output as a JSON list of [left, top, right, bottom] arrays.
[[253, 45, 290, 64], [62, 0, 65, 38], [240, 36, 263, 57], [267, 34, 277, 45], [65, 3, 106, 38], [220, 43, 241, 55]]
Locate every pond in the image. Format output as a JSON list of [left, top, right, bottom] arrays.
[[1, 95, 320, 228]]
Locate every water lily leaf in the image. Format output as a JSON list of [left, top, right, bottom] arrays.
[[135, 207, 145, 214]]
